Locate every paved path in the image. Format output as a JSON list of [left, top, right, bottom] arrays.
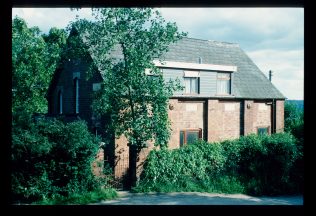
[[94, 191, 303, 205]]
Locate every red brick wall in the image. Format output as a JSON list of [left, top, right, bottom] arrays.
[[168, 99, 205, 149], [113, 98, 285, 179], [244, 100, 272, 135], [208, 100, 241, 142], [276, 100, 285, 133]]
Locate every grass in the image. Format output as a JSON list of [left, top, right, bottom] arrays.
[[34, 188, 118, 205]]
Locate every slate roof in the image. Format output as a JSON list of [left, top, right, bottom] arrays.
[[161, 38, 285, 99], [81, 32, 285, 99]]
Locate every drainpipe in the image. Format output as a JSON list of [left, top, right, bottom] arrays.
[[272, 99, 276, 134], [267, 99, 276, 134]]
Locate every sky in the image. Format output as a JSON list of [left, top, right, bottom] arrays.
[[12, 8, 304, 100]]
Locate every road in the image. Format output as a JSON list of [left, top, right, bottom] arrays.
[[93, 191, 303, 205]]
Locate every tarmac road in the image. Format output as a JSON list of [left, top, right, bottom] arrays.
[[93, 191, 303, 205]]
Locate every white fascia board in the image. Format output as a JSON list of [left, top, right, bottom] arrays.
[[183, 70, 200, 77], [153, 60, 237, 72]]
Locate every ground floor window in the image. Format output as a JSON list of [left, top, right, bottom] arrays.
[[180, 129, 202, 147], [257, 127, 269, 135]]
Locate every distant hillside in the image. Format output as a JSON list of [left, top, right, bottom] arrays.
[[286, 100, 304, 111]]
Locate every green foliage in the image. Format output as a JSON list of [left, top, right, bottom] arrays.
[[34, 188, 117, 205], [284, 101, 304, 142], [12, 17, 67, 116], [11, 118, 111, 203], [135, 133, 302, 196], [73, 8, 186, 152], [134, 140, 244, 194], [234, 133, 299, 195], [284, 101, 304, 193]]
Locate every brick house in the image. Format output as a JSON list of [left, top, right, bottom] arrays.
[[47, 29, 285, 188]]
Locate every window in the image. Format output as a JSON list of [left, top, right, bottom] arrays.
[[217, 73, 231, 95], [183, 71, 200, 94], [58, 90, 63, 114], [184, 77, 199, 94], [257, 127, 269, 135], [180, 129, 202, 147], [74, 78, 79, 114], [93, 83, 102, 91]]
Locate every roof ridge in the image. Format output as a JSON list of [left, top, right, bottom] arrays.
[[183, 37, 240, 47]]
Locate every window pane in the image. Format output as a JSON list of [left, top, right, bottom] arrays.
[[186, 131, 199, 145], [217, 73, 231, 94], [191, 78, 196, 93], [258, 127, 268, 135], [225, 79, 230, 93], [180, 131, 184, 147], [217, 79, 230, 94], [184, 78, 190, 93]]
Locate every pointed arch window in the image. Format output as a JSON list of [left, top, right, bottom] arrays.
[[58, 90, 63, 114], [74, 78, 79, 114]]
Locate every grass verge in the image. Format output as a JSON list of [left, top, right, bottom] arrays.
[[34, 188, 117, 205]]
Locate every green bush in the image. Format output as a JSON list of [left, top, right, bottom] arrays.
[[11, 118, 109, 203], [135, 133, 301, 196], [233, 133, 299, 195], [134, 140, 244, 194]]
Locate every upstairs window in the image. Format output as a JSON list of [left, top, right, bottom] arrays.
[[180, 129, 202, 147], [217, 73, 231, 95], [183, 71, 200, 94], [184, 77, 199, 94]]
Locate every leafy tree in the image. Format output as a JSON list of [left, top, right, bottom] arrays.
[[73, 8, 186, 185], [12, 17, 67, 120], [284, 101, 304, 194], [284, 101, 304, 145]]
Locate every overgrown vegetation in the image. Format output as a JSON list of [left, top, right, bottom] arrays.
[[73, 8, 186, 186], [12, 16, 118, 204], [11, 117, 117, 204], [34, 188, 117, 205], [284, 100, 304, 193], [134, 132, 302, 196]]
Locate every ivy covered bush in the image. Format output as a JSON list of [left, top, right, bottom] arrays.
[[135, 133, 302, 196], [11, 118, 105, 203], [134, 140, 244, 193]]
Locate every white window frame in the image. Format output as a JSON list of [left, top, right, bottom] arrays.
[[183, 70, 200, 94], [216, 72, 231, 95], [184, 77, 199, 94]]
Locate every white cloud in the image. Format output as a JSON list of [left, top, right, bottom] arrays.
[[247, 49, 304, 99], [12, 8, 94, 33], [159, 8, 303, 50]]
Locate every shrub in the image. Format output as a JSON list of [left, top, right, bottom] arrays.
[[134, 140, 244, 194], [136, 133, 301, 196], [283, 101, 304, 195], [228, 133, 300, 196], [11, 118, 107, 203]]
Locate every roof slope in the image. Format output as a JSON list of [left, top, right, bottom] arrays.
[[162, 38, 285, 99], [80, 32, 285, 99]]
